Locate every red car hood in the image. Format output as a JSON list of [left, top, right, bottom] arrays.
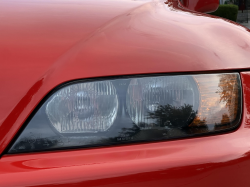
[[0, 0, 250, 154]]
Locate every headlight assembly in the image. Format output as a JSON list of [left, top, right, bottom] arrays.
[[8, 73, 241, 153]]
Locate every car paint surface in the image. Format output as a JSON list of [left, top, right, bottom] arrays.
[[0, 71, 249, 186], [1, 0, 250, 186], [182, 0, 219, 13], [1, 0, 250, 156]]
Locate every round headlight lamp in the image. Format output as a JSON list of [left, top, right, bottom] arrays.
[[46, 81, 118, 133], [126, 76, 199, 129]]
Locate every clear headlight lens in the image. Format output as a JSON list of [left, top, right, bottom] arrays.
[[126, 76, 199, 129], [9, 73, 241, 154], [46, 81, 118, 133]]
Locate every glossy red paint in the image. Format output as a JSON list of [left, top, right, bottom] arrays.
[[0, 72, 248, 186], [1, 0, 250, 186], [1, 0, 250, 157], [182, 0, 219, 13]]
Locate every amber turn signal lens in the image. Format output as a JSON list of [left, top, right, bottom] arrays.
[[190, 73, 241, 132]]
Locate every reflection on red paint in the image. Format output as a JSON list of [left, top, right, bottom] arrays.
[[0, 79, 43, 153], [240, 72, 250, 128], [182, 0, 219, 13]]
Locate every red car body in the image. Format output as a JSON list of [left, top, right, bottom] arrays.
[[1, 0, 250, 186]]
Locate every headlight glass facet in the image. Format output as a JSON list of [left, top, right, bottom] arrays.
[[9, 73, 241, 154]]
